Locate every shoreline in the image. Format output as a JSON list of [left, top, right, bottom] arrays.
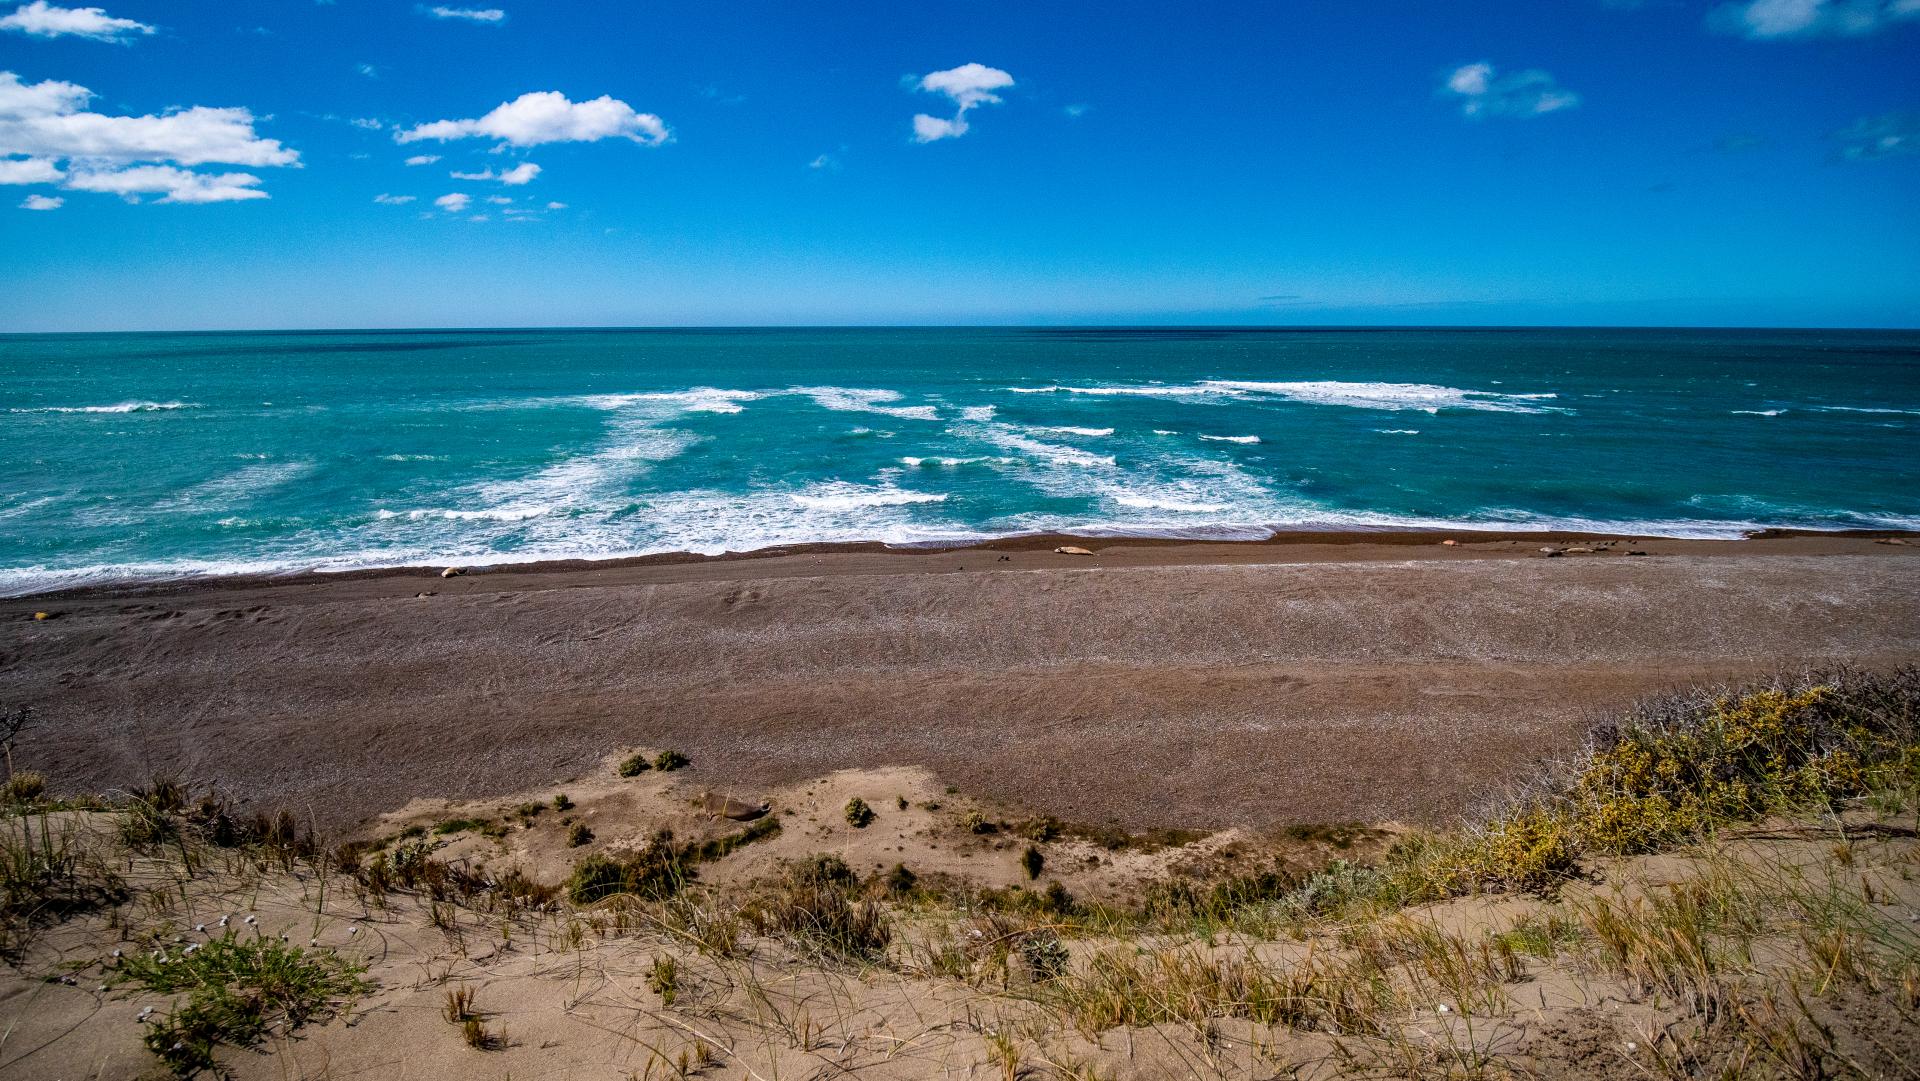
[[8, 523, 1917, 603]]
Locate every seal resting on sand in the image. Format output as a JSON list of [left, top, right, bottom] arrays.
[[1053, 546, 1094, 556], [697, 791, 771, 821], [440, 567, 465, 578]]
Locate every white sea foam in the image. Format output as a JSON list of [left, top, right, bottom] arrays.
[[972, 428, 1117, 468], [792, 386, 940, 421], [1815, 405, 1920, 416], [576, 388, 761, 414], [158, 462, 313, 510], [1375, 429, 1421, 435], [382, 453, 448, 461], [789, 483, 948, 511], [1033, 425, 1115, 437], [1006, 379, 1558, 413], [959, 405, 996, 421], [1200, 434, 1261, 444], [1113, 495, 1230, 513], [1732, 409, 1785, 417], [10, 400, 198, 414]]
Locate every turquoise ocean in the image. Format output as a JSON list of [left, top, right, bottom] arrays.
[[2, 327, 1916, 596]]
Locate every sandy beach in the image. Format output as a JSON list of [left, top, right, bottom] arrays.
[[5, 531, 1916, 836]]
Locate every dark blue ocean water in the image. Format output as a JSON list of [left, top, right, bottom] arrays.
[[2, 327, 1916, 594]]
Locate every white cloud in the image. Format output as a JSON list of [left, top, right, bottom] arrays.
[[404, 154, 440, 166], [0, 155, 61, 183], [0, 2, 154, 42], [911, 113, 967, 142], [357, 63, 378, 78], [425, 6, 505, 23], [0, 71, 296, 205], [20, 192, 60, 208], [1710, 0, 1920, 38], [434, 191, 470, 211], [350, 117, 383, 131], [544, 200, 565, 209], [1833, 110, 1919, 160], [450, 160, 539, 184], [396, 91, 667, 148], [807, 153, 838, 170], [0, 72, 299, 166], [64, 164, 266, 203], [1441, 62, 1581, 119], [910, 62, 1014, 143], [485, 194, 511, 204], [373, 192, 415, 204], [1063, 103, 1090, 118]]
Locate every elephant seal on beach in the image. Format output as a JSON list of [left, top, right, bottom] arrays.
[[697, 791, 771, 821]]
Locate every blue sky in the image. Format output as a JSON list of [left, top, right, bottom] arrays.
[[1, 0, 1916, 330]]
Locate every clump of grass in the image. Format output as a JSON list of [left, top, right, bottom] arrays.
[[963, 810, 994, 834], [461, 1016, 504, 1050], [432, 817, 487, 836], [1046, 945, 1392, 1035], [1, 770, 46, 806], [844, 797, 875, 829], [512, 802, 544, 823], [648, 955, 679, 1004], [565, 830, 693, 904], [745, 855, 892, 964], [681, 815, 781, 862], [617, 753, 652, 777], [552, 793, 573, 812], [113, 931, 367, 1076], [1, 812, 124, 958], [442, 985, 477, 1023], [567, 822, 594, 847], [653, 750, 690, 772]]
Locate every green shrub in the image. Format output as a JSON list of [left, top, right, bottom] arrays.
[[1020, 845, 1045, 880], [112, 931, 366, 1077], [567, 823, 594, 847], [844, 797, 875, 828], [617, 754, 651, 777], [653, 750, 690, 772]]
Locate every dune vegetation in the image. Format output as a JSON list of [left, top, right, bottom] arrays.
[[1, 669, 1916, 1078]]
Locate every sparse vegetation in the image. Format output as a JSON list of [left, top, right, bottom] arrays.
[[1, 668, 1916, 1079], [552, 793, 573, 812], [843, 796, 875, 828], [618, 753, 651, 777], [113, 931, 367, 1076], [653, 750, 690, 772], [567, 822, 594, 847]]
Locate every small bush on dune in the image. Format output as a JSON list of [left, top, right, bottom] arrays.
[[653, 750, 690, 772], [746, 855, 891, 963], [844, 797, 875, 828], [617, 754, 651, 777], [565, 830, 694, 904]]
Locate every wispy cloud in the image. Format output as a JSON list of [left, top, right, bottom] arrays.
[[403, 154, 440, 166], [19, 192, 60, 209], [910, 62, 1014, 143], [1063, 103, 1091, 119], [1709, 0, 1920, 39], [1832, 110, 1919, 160], [396, 91, 667, 147], [1441, 62, 1581, 119], [356, 63, 378, 79], [0, 2, 154, 42], [423, 6, 505, 24], [433, 191, 470, 212], [373, 192, 415, 204], [450, 161, 539, 184]]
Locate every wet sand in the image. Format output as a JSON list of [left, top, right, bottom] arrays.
[[3, 532, 1917, 834]]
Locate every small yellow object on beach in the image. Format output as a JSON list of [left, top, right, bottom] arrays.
[[32, 611, 51, 621]]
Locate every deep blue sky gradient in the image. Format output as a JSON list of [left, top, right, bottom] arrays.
[[1, 0, 1916, 329]]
